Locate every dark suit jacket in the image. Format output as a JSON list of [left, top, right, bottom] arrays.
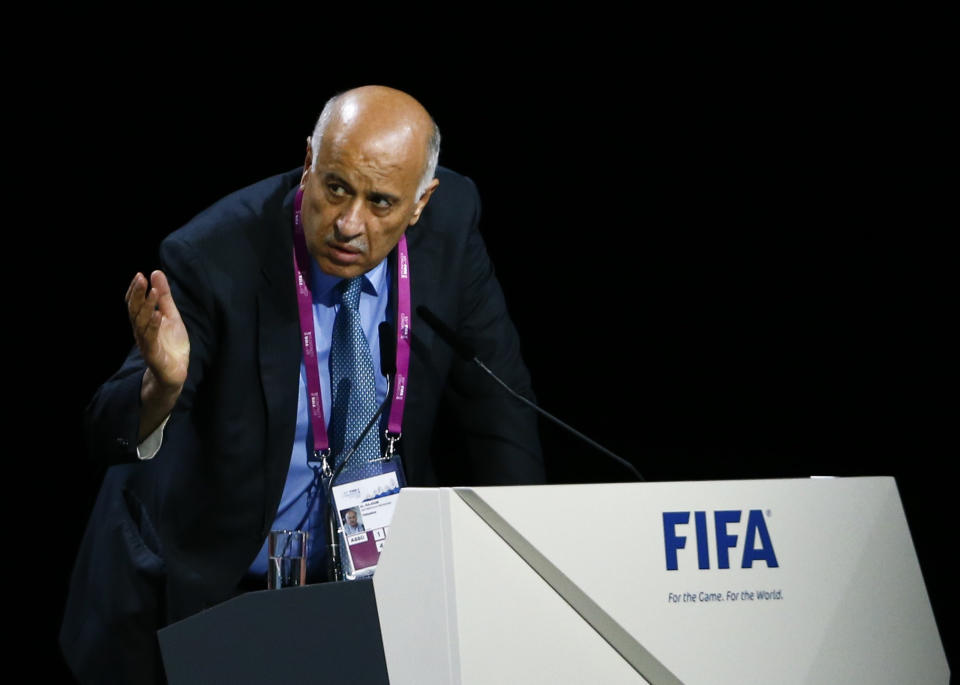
[[61, 167, 544, 684]]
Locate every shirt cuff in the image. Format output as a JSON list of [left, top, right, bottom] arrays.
[[136, 415, 170, 461]]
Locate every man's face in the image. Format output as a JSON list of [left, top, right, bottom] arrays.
[[346, 510, 358, 527], [300, 117, 437, 279]]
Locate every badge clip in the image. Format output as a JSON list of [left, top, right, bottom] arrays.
[[383, 431, 401, 462], [310, 448, 333, 478]]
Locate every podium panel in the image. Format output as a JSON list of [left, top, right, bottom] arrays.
[[374, 487, 649, 684], [158, 580, 388, 684], [374, 477, 948, 685]]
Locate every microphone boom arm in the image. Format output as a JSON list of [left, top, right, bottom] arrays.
[[471, 357, 644, 482]]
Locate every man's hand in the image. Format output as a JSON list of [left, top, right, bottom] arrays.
[[125, 270, 190, 440]]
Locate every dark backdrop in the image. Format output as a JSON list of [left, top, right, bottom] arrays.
[[39, 31, 951, 680]]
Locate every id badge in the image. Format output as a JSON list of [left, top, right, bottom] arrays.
[[332, 456, 406, 579]]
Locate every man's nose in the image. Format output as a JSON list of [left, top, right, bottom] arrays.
[[335, 200, 365, 239]]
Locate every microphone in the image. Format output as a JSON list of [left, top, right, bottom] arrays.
[[416, 305, 644, 481], [379, 321, 397, 376], [325, 322, 397, 581]]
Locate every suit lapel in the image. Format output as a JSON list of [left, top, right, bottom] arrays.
[[257, 184, 301, 528], [405, 216, 442, 351], [399, 210, 447, 484]]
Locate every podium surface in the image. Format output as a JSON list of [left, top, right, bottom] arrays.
[[158, 477, 947, 684]]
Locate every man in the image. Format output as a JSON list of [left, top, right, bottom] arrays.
[[343, 509, 365, 535], [61, 86, 544, 684]]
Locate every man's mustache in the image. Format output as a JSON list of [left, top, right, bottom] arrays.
[[326, 236, 368, 254]]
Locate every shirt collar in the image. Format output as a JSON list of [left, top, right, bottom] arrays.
[[309, 256, 389, 305]]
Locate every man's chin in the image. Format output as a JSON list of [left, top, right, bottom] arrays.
[[315, 257, 367, 279]]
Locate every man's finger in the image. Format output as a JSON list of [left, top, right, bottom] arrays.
[[140, 308, 163, 360], [149, 270, 170, 298], [125, 272, 146, 310], [126, 277, 149, 340], [150, 270, 181, 321], [126, 273, 151, 327], [124, 273, 138, 305], [132, 287, 160, 342], [126, 272, 147, 301]]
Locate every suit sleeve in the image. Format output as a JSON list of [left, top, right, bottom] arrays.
[[83, 236, 217, 466], [443, 178, 546, 485]]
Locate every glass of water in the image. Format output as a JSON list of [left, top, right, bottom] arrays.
[[267, 530, 308, 589]]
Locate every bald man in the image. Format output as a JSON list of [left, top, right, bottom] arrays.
[[62, 86, 544, 684]]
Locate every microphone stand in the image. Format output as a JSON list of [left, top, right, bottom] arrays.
[[471, 358, 644, 481], [416, 305, 644, 482]]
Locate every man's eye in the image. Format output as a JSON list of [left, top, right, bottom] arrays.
[[327, 183, 346, 196], [372, 197, 392, 209]]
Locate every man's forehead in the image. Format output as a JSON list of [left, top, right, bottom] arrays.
[[318, 121, 424, 190], [316, 148, 406, 194], [326, 115, 421, 157]]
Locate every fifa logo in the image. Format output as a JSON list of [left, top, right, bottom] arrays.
[[663, 510, 779, 570]]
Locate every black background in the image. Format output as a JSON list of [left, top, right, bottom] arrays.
[[34, 23, 951, 681]]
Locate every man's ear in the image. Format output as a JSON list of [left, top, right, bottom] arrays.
[[301, 137, 313, 187], [409, 178, 440, 226]]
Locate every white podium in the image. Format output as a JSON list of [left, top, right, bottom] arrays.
[[373, 477, 948, 684]]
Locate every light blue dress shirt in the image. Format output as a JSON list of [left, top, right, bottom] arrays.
[[247, 257, 390, 576]]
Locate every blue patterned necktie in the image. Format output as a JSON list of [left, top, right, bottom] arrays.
[[327, 276, 382, 578], [329, 276, 381, 481]]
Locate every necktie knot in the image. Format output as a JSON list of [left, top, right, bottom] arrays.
[[340, 277, 363, 312]]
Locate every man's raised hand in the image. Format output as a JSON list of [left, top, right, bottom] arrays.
[[125, 270, 190, 439]]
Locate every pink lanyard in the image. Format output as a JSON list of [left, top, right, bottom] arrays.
[[292, 187, 411, 463]]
